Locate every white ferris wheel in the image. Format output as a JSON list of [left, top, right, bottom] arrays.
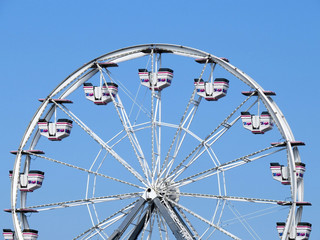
[[5, 44, 311, 240]]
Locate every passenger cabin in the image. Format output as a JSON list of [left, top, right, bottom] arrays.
[[138, 68, 174, 91], [9, 170, 44, 192], [38, 119, 73, 141], [276, 222, 311, 239], [23, 229, 38, 240], [296, 162, 306, 179], [194, 78, 229, 101], [138, 69, 149, 87], [83, 82, 118, 105], [241, 111, 273, 134], [3, 229, 39, 240], [296, 222, 312, 239], [276, 222, 285, 238], [270, 162, 305, 185], [2, 229, 14, 240], [270, 163, 290, 185]]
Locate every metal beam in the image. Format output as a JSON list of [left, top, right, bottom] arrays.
[[128, 203, 155, 240], [171, 206, 195, 238], [108, 198, 146, 240], [153, 197, 195, 240]]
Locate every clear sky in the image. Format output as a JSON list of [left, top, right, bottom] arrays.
[[1, 0, 319, 239]]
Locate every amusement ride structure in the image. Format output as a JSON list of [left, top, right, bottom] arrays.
[[5, 44, 311, 239]]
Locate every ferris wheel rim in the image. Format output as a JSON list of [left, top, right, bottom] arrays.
[[10, 43, 303, 240]]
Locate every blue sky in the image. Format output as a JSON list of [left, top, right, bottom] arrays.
[[1, 1, 319, 239]]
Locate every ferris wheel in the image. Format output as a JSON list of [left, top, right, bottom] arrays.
[[5, 44, 311, 240]]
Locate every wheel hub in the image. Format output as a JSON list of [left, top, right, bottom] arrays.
[[144, 179, 180, 203]]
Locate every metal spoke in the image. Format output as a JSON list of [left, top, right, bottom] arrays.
[[166, 197, 241, 240], [101, 68, 151, 120], [169, 115, 241, 182], [26, 192, 141, 211], [150, 50, 157, 184], [97, 67, 152, 185], [167, 93, 256, 180], [153, 92, 163, 180], [173, 146, 285, 189], [162, 96, 202, 179], [178, 192, 289, 205], [51, 99, 148, 187], [159, 60, 209, 178], [27, 152, 144, 190]]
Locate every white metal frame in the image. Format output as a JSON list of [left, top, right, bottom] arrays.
[[10, 44, 305, 240]]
